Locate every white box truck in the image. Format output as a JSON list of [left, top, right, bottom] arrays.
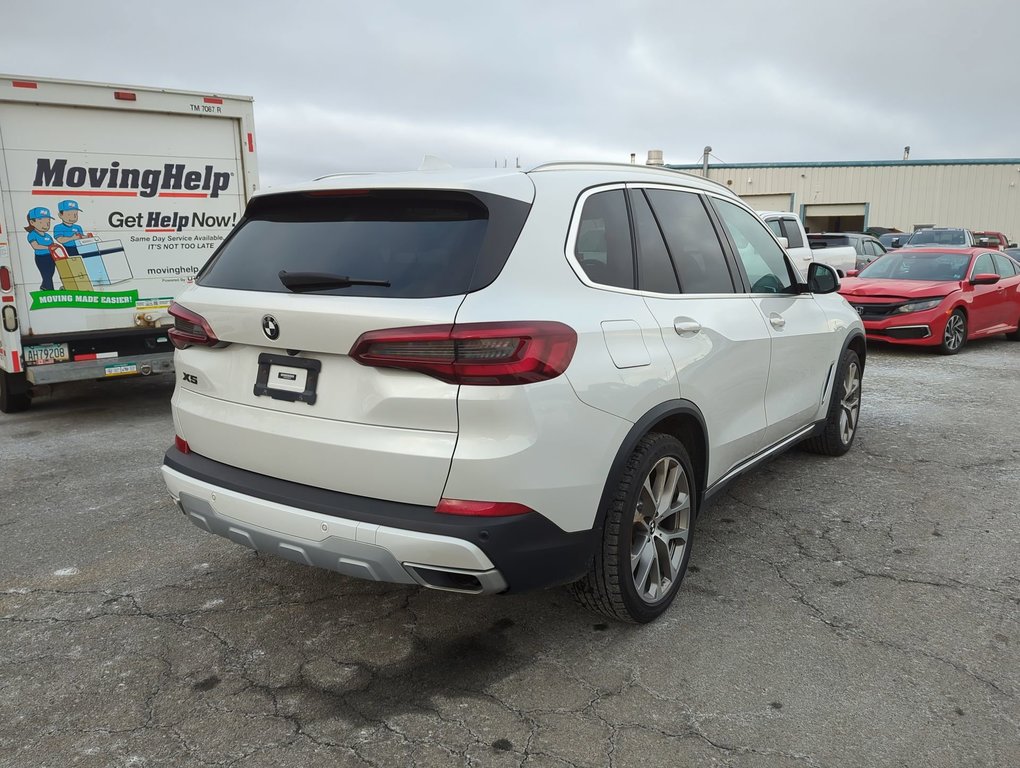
[[0, 75, 258, 412]]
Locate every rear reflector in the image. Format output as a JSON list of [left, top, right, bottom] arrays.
[[174, 436, 190, 454], [350, 321, 577, 385], [168, 302, 222, 349], [204, 96, 224, 104], [436, 499, 534, 517], [114, 91, 137, 101], [12, 80, 37, 89], [0, 266, 11, 291]]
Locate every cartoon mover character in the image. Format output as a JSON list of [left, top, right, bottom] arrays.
[[25, 206, 56, 291], [54, 199, 87, 254]]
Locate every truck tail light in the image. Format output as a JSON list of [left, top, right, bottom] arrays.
[[113, 91, 137, 101], [350, 321, 577, 386], [168, 303, 222, 349], [0, 266, 11, 291], [436, 499, 534, 517]]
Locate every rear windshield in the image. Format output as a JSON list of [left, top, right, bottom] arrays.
[[808, 235, 849, 248], [907, 229, 966, 246], [858, 252, 972, 281], [198, 190, 530, 298]]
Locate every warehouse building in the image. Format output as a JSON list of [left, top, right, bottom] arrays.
[[666, 158, 1020, 240]]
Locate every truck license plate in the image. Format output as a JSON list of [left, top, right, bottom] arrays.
[[23, 343, 70, 365]]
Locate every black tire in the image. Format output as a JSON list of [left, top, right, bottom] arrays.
[[570, 433, 696, 623], [1006, 314, 1020, 341], [803, 348, 862, 456], [0, 369, 31, 414], [938, 309, 967, 355]]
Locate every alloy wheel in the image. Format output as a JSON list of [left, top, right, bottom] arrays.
[[631, 457, 691, 604], [839, 361, 861, 445], [944, 314, 965, 351]]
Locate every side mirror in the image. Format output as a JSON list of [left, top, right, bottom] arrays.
[[890, 238, 902, 247], [970, 273, 1000, 285], [845, 269, 860, 277], [777, 236, 789, 248], [1009, 243, 1017, 248], [807, 262, 840, 294]]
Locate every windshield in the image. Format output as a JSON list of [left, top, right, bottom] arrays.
[[858, 252, 972, 281], [907, 229, 967, 246], [199, 190, 530, 298]]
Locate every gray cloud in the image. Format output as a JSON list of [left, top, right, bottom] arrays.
[[2, 0, 1016, 186]]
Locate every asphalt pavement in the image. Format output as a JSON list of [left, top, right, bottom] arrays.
[[1, 338, 1018, 767]]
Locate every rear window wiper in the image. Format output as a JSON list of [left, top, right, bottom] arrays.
[[278, 271, 391, 292]]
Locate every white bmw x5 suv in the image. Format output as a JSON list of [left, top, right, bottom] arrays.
[[161, 163, 865, 623]]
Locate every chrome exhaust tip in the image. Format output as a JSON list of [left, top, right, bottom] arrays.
[[403, 563, 507, 595]]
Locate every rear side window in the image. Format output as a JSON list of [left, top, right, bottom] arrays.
[[574, 190, 635, 290], [781, 219, 804, 249], [630, 191, 680, 294], [646, 190, 734, 294], [199, 190, 530, 298]]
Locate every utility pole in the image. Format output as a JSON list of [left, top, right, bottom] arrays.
[[702, 146, 712, 177]]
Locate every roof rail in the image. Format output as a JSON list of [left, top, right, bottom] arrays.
[[312, 171, 379, 181], [527, 161, 729, 191]]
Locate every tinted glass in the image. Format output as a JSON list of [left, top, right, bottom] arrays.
[[199, 191, 522, 298], [713, 200, 796, 293], [645, 190, 734, 294], [781, 219, 804, 249], [972, 253, 995, 276], [907, 229, 967, 246], [993, 253, 1017, 277], [574, 190, 634, 289], [766, 219, 783, 237], [858, 252, 972, 281], [809, 234, 850, 248], [631, 191, 680, 294]]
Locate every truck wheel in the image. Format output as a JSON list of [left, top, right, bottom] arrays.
[[570, 433, 696, 623], [0, 370, 31, 414]]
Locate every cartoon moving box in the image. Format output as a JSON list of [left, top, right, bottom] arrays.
[[75, 238, 132, 285], [49, 243, 93, 291]]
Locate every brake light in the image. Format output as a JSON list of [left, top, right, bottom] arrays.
[[168, 302, 221, 349], [174, 435, 191, 454], [0, 266, 11, 291], [350, 321, 577, 385], [436, 499, 534, 517]]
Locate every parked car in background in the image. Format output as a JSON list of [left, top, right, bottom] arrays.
[[760, 211, 811, 275], [160, 162, 865, 624], [903, 228, 975, 248], [1005, 247, 1020, 266], [879, 232, 908, 250], [973, 231, 1015, 250], [841, 248, 1020, 354], [808, 233, 888, 271]]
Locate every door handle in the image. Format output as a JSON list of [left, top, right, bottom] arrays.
[[769, 313, 786, 329], [674, 319, 702, 336]]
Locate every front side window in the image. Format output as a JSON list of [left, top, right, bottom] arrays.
[[645, 190, 734, 294], [781, 219, 804, 249], [713, 200, 796, 293], [574, 190, 634, 290], [972, 253, 995, 277], [766, 219, 783, 238], [993, 253, 1017, 277]]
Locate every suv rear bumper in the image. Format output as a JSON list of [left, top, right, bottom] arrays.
[[162, 447, 595, 594]]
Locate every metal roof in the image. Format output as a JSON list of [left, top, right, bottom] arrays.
[[667, 158, 1020, 170]]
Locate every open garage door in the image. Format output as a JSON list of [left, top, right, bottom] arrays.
[[803, 202, 867, 233], [741, 193, 794, 212]]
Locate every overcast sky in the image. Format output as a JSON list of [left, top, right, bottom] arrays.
[[2, 0, 1017, 187]]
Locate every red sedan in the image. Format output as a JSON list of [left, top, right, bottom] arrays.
[[840, 248, 1020, 354]]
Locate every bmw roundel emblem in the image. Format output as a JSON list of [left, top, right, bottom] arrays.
[[262, 315, 280, 340]]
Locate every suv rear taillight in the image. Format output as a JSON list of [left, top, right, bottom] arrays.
[[168, 302, 222, 349], [350, 321, 577, 385]]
